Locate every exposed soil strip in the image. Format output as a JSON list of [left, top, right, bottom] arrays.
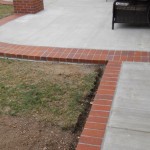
[[70, 66, 105, 149]]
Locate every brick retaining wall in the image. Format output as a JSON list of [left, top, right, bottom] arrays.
[[13, 0, 44, 14]]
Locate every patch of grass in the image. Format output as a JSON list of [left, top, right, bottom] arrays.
[[0, 4, 14, 19], [0, 59, 99, 129]]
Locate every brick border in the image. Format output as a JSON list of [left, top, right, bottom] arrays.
[[76, 61, 122, 150], [0, 0, 13, 5], [0, 42, 150, 63], [0, 14, 25, 26], [0, 42, 150, 150], [0, 1, 25, 26]]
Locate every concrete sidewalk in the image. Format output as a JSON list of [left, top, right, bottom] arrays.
[[102, 62, 150, 150], [0, 0, 150, 51]]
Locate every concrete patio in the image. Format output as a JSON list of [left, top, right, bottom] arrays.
[[0, 0, 150, 51]]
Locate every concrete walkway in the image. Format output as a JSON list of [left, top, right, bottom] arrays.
[[0, 0, 150, 51], [102, 62, 150, 150]]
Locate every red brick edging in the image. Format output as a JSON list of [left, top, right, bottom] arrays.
[[0, 42, 150, 63], [0, 41, 150, 150], [76, 61, 121, 150], [0, 0, 13, 5], [0, 14, 25, 26], [0, 2, 25, 26]]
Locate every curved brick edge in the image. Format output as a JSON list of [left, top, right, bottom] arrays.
[[0, 42, 150, 63], [0, 1, 26, 26], [0, 42, 108, 64], [0, 0, 13, 5], [0, 14, 25, 26], [0, 41, 150, 150]]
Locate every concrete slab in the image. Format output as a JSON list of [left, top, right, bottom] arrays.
[[0, 0, 150, 51], [102, 62, 150, 150], [109, 108, 150, 132], [102, 128, 150, 150]]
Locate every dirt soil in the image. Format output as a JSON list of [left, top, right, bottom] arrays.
[[0, 116, 74, 150], [0, 60, 103, 150]]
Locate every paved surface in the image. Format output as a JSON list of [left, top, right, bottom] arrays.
[[102, 62, 150, 150], [0, 0, 150, 51]]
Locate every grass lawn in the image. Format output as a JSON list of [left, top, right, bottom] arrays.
[[0, 4, 14, 19], [0, 58, 102, 149]]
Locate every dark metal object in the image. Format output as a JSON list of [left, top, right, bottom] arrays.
[[112, 0, 150, 29]]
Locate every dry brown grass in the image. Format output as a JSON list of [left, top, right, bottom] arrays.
[[0, 4, 14, 19], [0, 58, 99, 129]]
